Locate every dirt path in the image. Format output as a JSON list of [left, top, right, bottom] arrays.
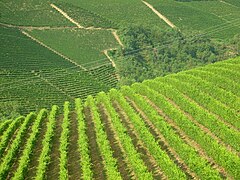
[[142, 1, 176, 28], [22, 31, 87, 71], [103, 50, 116, 68], [0, 22, 76, 30], [50, 4, 83, 28], [50, 4, 124, 48], [112, 31, 124, 47]]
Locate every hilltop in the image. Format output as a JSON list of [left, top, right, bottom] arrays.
[[0, 57, 239, 179]]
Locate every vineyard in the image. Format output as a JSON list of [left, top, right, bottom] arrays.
[[0, 25, 119, 115], [144, 0, 240, 39], [0, 57, 239, 179]]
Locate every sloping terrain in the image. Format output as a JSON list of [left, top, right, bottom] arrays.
[[1, 0, 239, 115], [0, 57, 239, 179]]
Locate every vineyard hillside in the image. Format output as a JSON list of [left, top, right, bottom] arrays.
[[1, 0, 240, 116], [0, 57, 239, 179]]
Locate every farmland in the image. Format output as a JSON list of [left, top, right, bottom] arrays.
[[144, 0, 240, 39], [1, 0, 240, 116], [0, 25, 118, 115], [27, 29, 120, 69], [0, 57, 239, 179]]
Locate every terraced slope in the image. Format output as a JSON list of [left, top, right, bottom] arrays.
[[0, 25, 118, 115], [0, 57, 239, 179]]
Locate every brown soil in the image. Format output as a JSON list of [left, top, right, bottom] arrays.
[[84, 107, 106, 180], [125, 96, 196, 179], [170, 95, 239, 156], [113, 101, 165, 179], [98, 104, 132, 179], [0, 128, 20, 161], [24, 117, 48, 179], [144, 96, 229, 179], [6, 118, 35, 179], [46, 115, 63, 179], [68, 112, 82, 180]]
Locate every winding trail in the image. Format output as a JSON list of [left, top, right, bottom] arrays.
[[142, 1, 176, 28], [50, 3, 124, 71], [50, 3, 124, 47]]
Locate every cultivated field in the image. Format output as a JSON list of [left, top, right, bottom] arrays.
[[1, 0, 239, 115], [0, 58, 239, 179], [0, 25, 119, 114], [145, 0, 240, 39]]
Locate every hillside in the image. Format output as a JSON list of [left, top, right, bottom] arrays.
[[0, 57, 239, 179], [1, 0, 240, 116]]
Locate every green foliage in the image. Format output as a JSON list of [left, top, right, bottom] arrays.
[[12, 109, 47, 180], [59, 102, 70, 180], [116, 26, 239, 85], [85, 96, 122, 179], [0, 57, 239, 179], [0, 113, 35, 179], [97, 92, 154, 179], [35, 105, 58, 180], [75, 98, 93, 180]]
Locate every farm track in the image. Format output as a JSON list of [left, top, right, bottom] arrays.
[[113, 101, 166, 179], [144, 97, 229, 179], [46, 115, 63, 180], [125, 97, 197, 179], [98, 104, 132, 179], [142, 1, 176, 28], [49, 3, 123, 69], [84, 107, 106, 180], [50, 4, 83, 28]]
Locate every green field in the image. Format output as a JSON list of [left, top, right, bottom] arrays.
[[0, 58, 239, 179], [59, 0, 168, 28], [0, 0, 240, 119], [27, 28, 120, 69], [0, 25, 118, 115], [0, 0, 74, 26], [145, 0, 240, 39]]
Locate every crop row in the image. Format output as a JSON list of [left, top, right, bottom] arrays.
[[153, 77, 240, 150], [96, 92, 153, 179], [75, 98, 93, 179], [120, 86, 222, 179], [35, 105, 58, 179], [12, 109, 47, 180], [0, 113, 35, 179], [109, 89, 186, 179], [85, 96, 121, 179], [131, 83, 240, 178], [59, 102, 70, 180]]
